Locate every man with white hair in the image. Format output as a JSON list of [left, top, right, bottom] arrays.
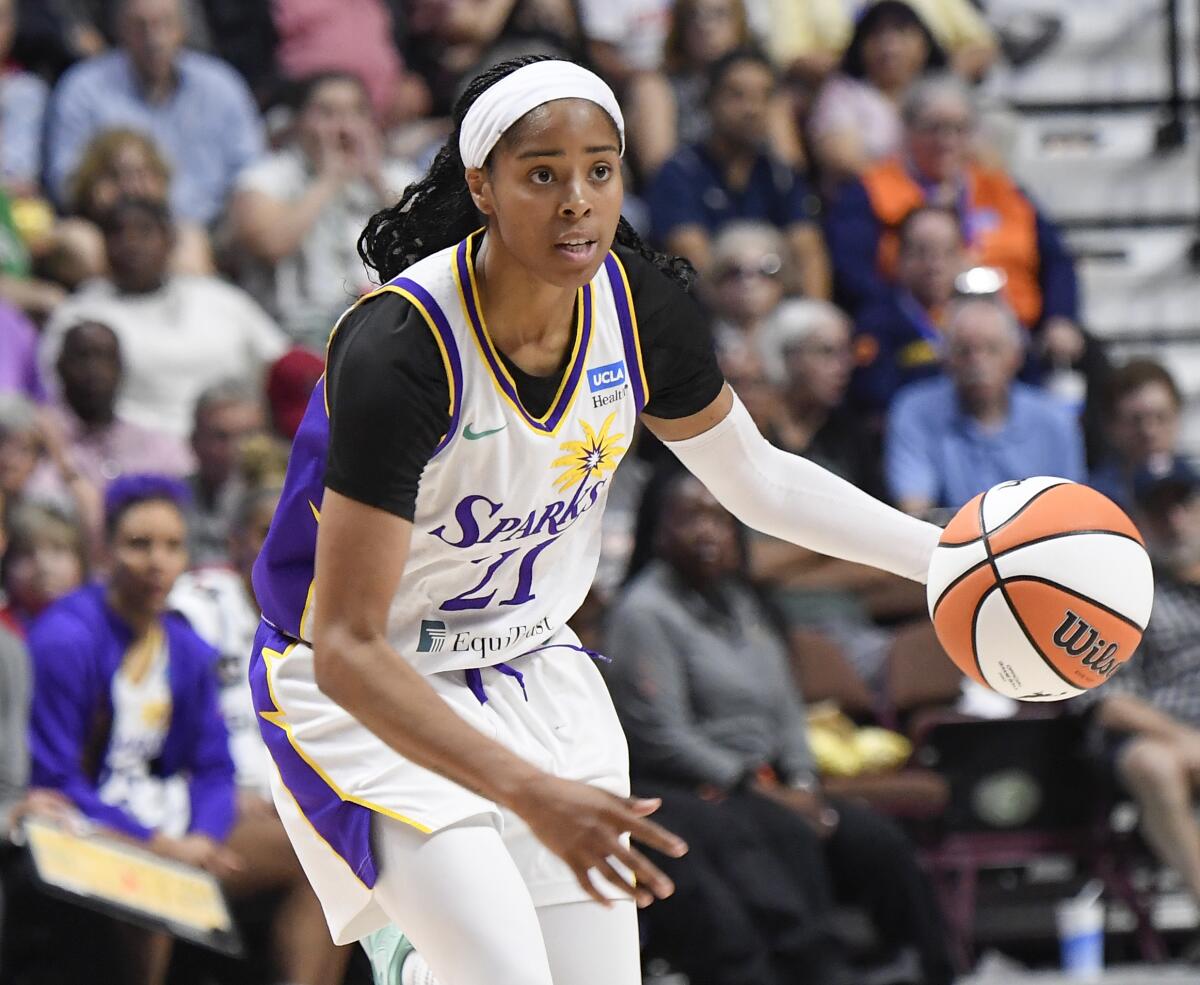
[[763, 298, 882, 492], [885, 294, 1085, 515], [45, 0, 264, 224], [823, 73, 1082, 367], [707, 222, 789, 360]]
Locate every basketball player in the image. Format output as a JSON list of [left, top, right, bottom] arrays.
[[250, 55, 943, 985]]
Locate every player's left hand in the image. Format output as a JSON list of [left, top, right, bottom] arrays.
[[511, 774, 688, 908]]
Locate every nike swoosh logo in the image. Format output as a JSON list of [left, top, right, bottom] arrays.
[[463, 423, 507, 440]]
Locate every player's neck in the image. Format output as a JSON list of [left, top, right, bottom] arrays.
[[476, 234, 579, 354]]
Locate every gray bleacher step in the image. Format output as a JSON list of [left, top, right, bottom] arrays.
[[1007, 109, 1200, 225], [984, 0, 1198, 105], [1067, 227, 1200, 339]]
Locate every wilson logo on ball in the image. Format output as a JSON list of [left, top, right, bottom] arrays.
[[1052, 611, 1120, 678], [928, 477, 1152, 701]]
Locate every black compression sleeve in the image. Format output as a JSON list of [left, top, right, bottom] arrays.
[[616, 246, 726, 419], [323, 291, 452, 521]]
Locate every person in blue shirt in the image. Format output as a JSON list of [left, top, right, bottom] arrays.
[[645, 47, 830, 299], [26, 474, 237, 984], [885, 293, 1086, 515], [1091, 358, 1187, 513], [851, 203, 964, 415], [0, 0, 50, 195], [44, 0, 265, 225]]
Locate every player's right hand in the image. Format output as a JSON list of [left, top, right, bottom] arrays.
[[512, 774, 688, 908]]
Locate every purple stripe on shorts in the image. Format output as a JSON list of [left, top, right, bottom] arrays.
[[249, 621, 378, 887]]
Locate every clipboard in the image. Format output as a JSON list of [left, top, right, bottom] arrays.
[[22, 819, 243, 956]]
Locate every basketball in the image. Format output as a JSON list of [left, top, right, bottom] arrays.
[[927, 477, 1155, 702]]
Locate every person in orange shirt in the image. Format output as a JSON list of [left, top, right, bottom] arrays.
[[824, 73, 1084, 367]]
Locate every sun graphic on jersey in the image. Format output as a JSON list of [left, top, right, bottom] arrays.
[[551, 412, 628, 492]]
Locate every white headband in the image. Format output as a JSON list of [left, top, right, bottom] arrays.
[[458, 61, 625, 169]]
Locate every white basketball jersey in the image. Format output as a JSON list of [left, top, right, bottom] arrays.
[[306, 232, 649, 674]]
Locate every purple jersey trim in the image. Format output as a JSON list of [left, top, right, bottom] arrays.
[[603, 253, 648, 414], [386, 276, 465, 456], [252, 381, 328, 641], [249, 621, 377, 888], [455, 236, 594, 434]]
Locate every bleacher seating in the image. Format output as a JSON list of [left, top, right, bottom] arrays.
[[984, 0, 1198, 106], [985, 0, 1200, 452]]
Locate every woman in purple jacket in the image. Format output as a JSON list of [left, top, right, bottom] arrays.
[[26, 474, 237, 983]]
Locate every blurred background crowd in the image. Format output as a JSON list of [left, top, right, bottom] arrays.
[[0, 0, 1198, 982]]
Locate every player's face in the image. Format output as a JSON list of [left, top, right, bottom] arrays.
[[474, 99, 623, 290], [1110, 382, 1181, 466], [108, 500, 189, 614]]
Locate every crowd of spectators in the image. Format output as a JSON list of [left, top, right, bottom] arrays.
[[1, 0, 1197, 982]]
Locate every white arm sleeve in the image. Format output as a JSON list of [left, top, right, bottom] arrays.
[[663, 394, 942, 583]]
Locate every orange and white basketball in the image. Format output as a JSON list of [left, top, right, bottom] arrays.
[[927, 477, 1154, 702]]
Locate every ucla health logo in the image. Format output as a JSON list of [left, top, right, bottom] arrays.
[[417, 620, 447, 653], [588, 361, 626, 392], [588, 361, 627, 409]]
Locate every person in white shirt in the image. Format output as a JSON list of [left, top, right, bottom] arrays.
[[229, 72, 419, 350], [40, 197, 287, 439]]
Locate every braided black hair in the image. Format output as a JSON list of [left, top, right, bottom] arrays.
[[357, 55, 695, 289]]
